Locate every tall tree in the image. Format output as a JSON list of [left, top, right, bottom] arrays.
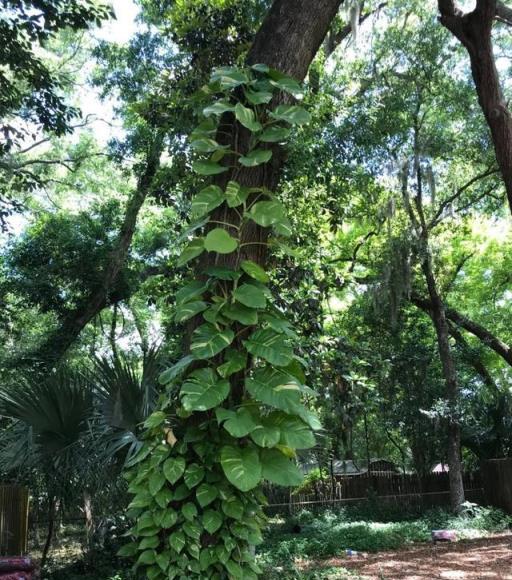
[[437, 0, 512, 214]]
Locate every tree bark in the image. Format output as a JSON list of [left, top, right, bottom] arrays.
[[419, 248, 465, 511], [438, 0, 512, 214], [17, 133, 163, 368], [411, 292, 512, 366]]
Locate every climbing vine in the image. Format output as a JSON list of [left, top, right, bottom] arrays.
[[120, 64, 319, 579]]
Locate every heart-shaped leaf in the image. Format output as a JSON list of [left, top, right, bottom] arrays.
[[163, 457, 186, 485], [181, 367, 230, 411], [234, 103, 262, 132], [239, 149, 272, 167], [232, 284, 267, 309], [245, 367, 302, 413], [204, 228, 238, 254], [220, 445, 262, 491], [191, 185, 224, 218], [261, 448, 303, 486], [269, 105, 311, 125], [203, 509, 223, 534], [178, 238, 204, 267], [240, 260, 269, 283], [196, 483, 218, 508], [190, 324, 234, 360], [243, 328, 293, 366], [192, 160, 228, 175]]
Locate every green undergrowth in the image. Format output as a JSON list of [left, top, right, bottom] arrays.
[[256, 503, 512, 578]]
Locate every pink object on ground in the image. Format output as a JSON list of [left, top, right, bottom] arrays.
[[432, 529, 457, 542], [0, 557, 34, 579]]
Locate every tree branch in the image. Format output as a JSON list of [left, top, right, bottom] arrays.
[[411, 291, 512, 366]]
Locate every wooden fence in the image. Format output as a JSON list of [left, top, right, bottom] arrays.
[[0, 485, 29, 556], [482, 459, 512, 514], [264, 471, 483, 514]]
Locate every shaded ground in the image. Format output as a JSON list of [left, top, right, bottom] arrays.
[[308, 534, 512, 579]]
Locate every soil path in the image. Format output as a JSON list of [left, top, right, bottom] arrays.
[[321, 534, 512, 579]]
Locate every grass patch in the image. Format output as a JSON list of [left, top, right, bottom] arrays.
[[256, 503, 512, 578]]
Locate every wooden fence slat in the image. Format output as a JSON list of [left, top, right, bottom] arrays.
[[264, 471, 483, 513], [0, 485, 29, 556]]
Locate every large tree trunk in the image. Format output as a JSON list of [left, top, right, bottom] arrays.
[[203, 0, 344, 272], [420, 248, 465, 511], [438, 0, 512, 214]]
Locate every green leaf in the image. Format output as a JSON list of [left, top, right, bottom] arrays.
[[233, 284, 267, 309], [243, 328, 293, 366], [192, 160, 228, 175], [169, 531, 186, 553], [155, 487, 172, 509], [118, 542, 138, 557], [275, 414, 316, 449], [191, 185, 224, 218], [182, 502, 198, 522], [174, 300, 208, 323], [239, 149, 272, 167], [139, 535, 159, 550], [248, 200, 287, 227], [144, 411, 166, 429], [225, 180, 250, 207], [234, 103, 262, 132], [137, 550, 156, 565], [159, 355, 195, 385], [250, 418, 281, 448], [160, 509, 178, 528], [178, 238, 204, 267], [156, 551, 172, 571], [245, 367, 302, 413], [163, 456, 186, 485], [204, 265, 241, 281], [269, 104, 311, 125], [190, 138, 224, 153], [181, 367, 230, 411], [240, 260, 269, 283], [196, 483, 218, 508], [261, 313, 297, 338], [220, 445, 262, 491], [217, 349, 247, 378], [221, 498, 244, 520], [244, 88, 273, 105], [261, 448, 303, 486], [176, 281, 208, 305], [184, 463, 205, 488], [149, 471, 166, 496], [258, 125, 291, 143], [211, 67, 249, 89], [251, 63, 270, 73], [225, 560, 244, 579], [204, 228, 238, 254], [217, 407, 257, 438], [203, 100, 234, 116], [269, 77, 304, 98], [190, 324, 234, 360], [223, 302, 258, 325], [183, 520, 202, 540], [202, 302, 228, 325], [203, 509, 223, 534]]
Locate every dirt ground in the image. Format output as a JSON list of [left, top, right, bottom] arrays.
[[317, 534, 512, 579]]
